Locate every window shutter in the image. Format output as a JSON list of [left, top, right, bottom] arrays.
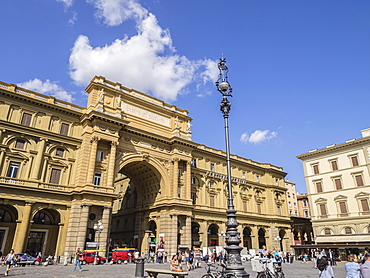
[[320, 204, 327, 216], [356, 175, 364, 187], [335, 179, 342, 190], [339, 202, 347, 214], [21, 113, 32, 126], [60, 123, 69, 135], [361, 199, 370, 212], [49, 169, 61, 184]]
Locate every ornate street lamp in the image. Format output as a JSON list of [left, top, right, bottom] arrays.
[[93, 221, 104, 265], [216, 57, 249, 278]]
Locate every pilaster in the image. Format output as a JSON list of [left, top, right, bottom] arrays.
[[13, 202, 33, 253]]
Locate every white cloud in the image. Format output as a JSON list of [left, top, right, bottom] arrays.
[[56, 0, 74, 8], [17, 79, 74, 102], [68, 0, 217, 102], [87, 0, 147, 26], [240, 130, 277, 144]]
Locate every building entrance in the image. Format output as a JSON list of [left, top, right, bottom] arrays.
[[26, 231, 47, 257]]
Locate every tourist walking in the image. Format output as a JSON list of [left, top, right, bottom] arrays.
[[345, 254, 360, 278], [318, 256, 334, 278], [4, 249, 16, 276], [72, 247, 83, 272], [361, 254, 370, 278]]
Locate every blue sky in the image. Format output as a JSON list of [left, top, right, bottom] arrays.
[[2, 0, 370, 193]]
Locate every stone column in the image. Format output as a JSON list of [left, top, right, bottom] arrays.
[[172, 159, 179, 197], [198, 221, 208, 249], [86, 136, 99, 184], [99, 206, 111, 257], [251, 226, 259, 249], [30, 138, 46, 180], [170, 214, 178, 255], [0, 149, 5, 175], [183, 216, 192, 248], [76, 204, 90, 249], [13, 202, 33, 253], [106, 141, 118, 187], [185, 161, 191, 200]]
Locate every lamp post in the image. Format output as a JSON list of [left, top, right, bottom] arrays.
[[216, 57, 249, 277], [218, 231, 226, 246], [93, 221, 104, 265], [274, 236, 281, 250]]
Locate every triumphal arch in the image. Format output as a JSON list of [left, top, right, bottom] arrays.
[[0, 76, 292, 261]]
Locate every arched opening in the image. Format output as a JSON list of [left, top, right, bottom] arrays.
[[258, 228, 266, 249], [243, 227, 252, 249], [0, 205, 18, 254], [191, 222, 201, 248], [146, 220, 157, 253], [207, 224, 219, 247], [278, 229, 286, 251], [27, 209, 60, 257], [111, 158, 165, 250]]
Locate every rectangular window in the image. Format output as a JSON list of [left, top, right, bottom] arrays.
[[339, 201, 347, 214], [210, 196, 214, 207], [361, 199, 370, 212], [177, 186, 181, 198], [242, 172, 246, 179], [60, 123, 70, 136], [324, 228, 331, 235], [243, 201, 247, 211], [256, 175, 260, 183], [55, 148, 64, 157], [334, 178, 342, 190], [191, 177, 196, 185], [331, 160, 338, 171], [93, 173, 101, 186], [210, 181, 215, 188], [191, 158, 197, 167], [21, 113, 32, 126], [345, 227, 352, 234], [304, 211, 309, 217], [351, 156, 359, 167], [210, 163, 215, 172], [49, 169, 61, 184], [191, 192, 197, 205], [277, 207, 281, 215], [257, 204, 262, 214], [319, 204, 327, 216], [15, 139, 25, 149], [178, 169, 182, 178], [96, 151, 104, 161], [355, 175, 364, 187], [7, 162, 20, 178], [313, 164, 319, 174], [315, 181, 323, 193]]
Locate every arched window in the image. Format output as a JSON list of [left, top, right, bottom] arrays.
[[0, 209, 12, 222], [33, 212, 51, 225]]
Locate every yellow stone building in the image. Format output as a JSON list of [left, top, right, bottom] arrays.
[[0, 76, 292, 260]]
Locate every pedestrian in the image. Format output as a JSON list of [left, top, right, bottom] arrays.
[[170, 254, 184, 272], [4, 249, 16, 276], [72, 247, 83, 272], [36, 251, 42, 265], [361, 253, 370, 278], [345, 254, 360, 278], [318, 256, 334, 278]]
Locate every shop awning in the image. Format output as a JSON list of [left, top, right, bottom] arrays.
[[315, 235, 370, 243]]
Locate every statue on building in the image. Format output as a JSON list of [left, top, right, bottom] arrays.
[[116, 94, 122, 109], [99, 89, 105, 103]]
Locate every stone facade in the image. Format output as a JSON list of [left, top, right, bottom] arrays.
[[297, 130, 370, 253], [0, 76, 292, 261]]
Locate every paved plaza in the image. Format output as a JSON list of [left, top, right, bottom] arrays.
[[0, 260, 347, 278]]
